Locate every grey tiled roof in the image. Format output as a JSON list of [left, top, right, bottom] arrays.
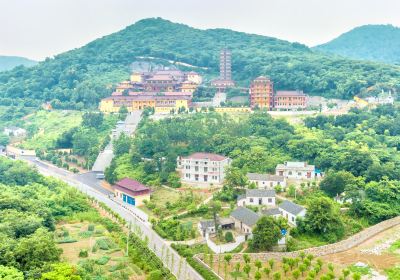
[[246, 189, 276, 198], [230, 207, 260, 227], [262, 208, 281, 216], [199, 220, 214, 229], [247, 173, 285, 182], [279, 200, 305, 215]]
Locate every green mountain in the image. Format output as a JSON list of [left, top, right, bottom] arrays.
[[0, 55, 37, 72], [1, 18, 400, 109], [314, 24, 400, 64]]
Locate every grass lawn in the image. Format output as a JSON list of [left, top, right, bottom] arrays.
[[56, 221, 144, 279], [20, 110, 82, 150]]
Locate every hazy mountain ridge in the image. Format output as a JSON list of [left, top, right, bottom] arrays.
[[314, 24, 400, 64], [0, 55, 37, 71]]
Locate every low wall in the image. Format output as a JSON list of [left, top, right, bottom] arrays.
[[197, 215, 400, 263], [207, 235, 245, 253]]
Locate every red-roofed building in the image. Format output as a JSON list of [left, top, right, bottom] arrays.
[[177, 153, 231, 186], [113, 178, 151, 206]]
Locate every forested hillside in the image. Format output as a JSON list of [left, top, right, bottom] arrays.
[[314, 25, 400, 64], [1, 18, 400, 109], [0, 56, 37, 72]]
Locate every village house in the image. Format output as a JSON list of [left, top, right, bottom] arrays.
[[230, 207, 260, 235], [279, 200, 306, 226], [198, 218, 235, 237], [274, 90, 308, 110], [261, 207, 282, 218], [176, 152, 231, 186], [113, 178, 151, 207], [247, 173, 287, 189], [237, 189, 276, 207], [275, 161, 319, 180], [3, 126, 27, 137]]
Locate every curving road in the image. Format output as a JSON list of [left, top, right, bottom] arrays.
[[21, 156, 204, 280]]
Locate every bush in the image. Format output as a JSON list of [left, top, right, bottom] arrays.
[[94, 237, 117, 250], [95, 256, 111, 265], [225, 232, 234, 243], [88, 224, 95, 231], [147, 270, 163, 280], [79, 249, 89, 258]]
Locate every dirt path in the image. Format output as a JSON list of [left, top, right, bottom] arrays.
[[322, 224, 400, 271]]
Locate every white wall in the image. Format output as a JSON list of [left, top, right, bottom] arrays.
[[250, 179, 287, 189], [237, 196, 275, 207]]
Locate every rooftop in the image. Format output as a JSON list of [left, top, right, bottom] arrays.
[[114, 178, 150, 192], [261, 208, 281, 216], [275, 90, 306, 97], [276, 161, 315, 170], [279, 200, 305, 215], [245, 189, 276, 198], [230, 207, 260, 227], [247, 173, 285, 182], [181, 152, 229, 162]]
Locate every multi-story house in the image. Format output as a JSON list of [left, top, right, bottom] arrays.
[[275, 161, 318, 180], [249, 76, 274, 109], [176, 152, 231, 185], [274, 90, 307, 110]]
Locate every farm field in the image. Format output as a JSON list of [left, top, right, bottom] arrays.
[[56, 221, 144, 279]]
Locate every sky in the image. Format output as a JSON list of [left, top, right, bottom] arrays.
[[1, 0, 400, 61]]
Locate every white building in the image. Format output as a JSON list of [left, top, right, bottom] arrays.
[[237, 189, 276, 207], [247, 173, 286, 189], [279, 200, 306, 226], [230, 207, 260, 235], [3, 126, 26, 137], [276, 161, 319, 180], [177, 152, 231, 185]]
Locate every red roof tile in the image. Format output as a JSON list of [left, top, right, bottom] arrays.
[[114, 178, 149, 192]]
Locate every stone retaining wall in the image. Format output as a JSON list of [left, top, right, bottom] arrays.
[[197, 215, 400, 263]]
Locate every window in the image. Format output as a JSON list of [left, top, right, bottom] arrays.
[[292, 217, 295, 222], [195, 175, 199, 181], [268, 198, 272, 203], [249, 198, 253, 203], [288, 171, 292, 175], [204, 175, 208, 182], [213, 168, 217, 171], [195, 166, 199, 172], [298, 172, 302, 176], [185, 174, 190, 178], [185, 165, 190, 169], [204, 167, 208, 172]]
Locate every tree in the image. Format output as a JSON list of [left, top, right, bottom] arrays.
[[292, 269, 301, 280], [273, 272, 281, 280], [263, 267, 271, 278], [113, 133, 131, 156], [41, 263, 81, 280], [225, 166, 248, 188], [224, 254, 232, 279], [225, 231, 234, 243], [254, 259, 262, 271], [255, 271, 262, 280], [0, 265, 23, 280], [243, 264, 251, 278], [283, 264, 289, 276], [119, 106, 128, 120], [352, 273, 361, 280], [319, 171, 359, 197], [268, 259, 275, 270], [82, 112, 104, 128], [298, 197, 345, 241], [243, 254, 250, 264], [0, 134, 10, 146], [299, 264, 307, 276], [250, 216, 282, 251]]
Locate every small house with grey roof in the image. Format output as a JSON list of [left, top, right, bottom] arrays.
[[237, 189, 276, 207], [279, 200, 306, 226], [247, 173, 287, 189], [230, 206, 260, 235]]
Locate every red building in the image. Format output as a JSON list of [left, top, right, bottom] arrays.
[[113, 178, 151, 206], [249, 76, 274, 109], [274, 90, 307, 110]]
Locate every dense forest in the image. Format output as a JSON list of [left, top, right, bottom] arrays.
[[1, 18, 400, 109], [315, 24, 400, 64]]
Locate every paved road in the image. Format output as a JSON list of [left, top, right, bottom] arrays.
[[21, 156, 204, 280], [92, 111, 143, 172]]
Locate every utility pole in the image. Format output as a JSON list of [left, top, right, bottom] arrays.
[[126, 221, 131, 256]]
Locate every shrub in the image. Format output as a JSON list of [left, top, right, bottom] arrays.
[[147, 270, 163, 280], [224, 231, 234, 243], [95, 256, 111, 265], [95, 237, 117, 250], [88, 224, 95, 231], [79, 249, 89, 258]]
